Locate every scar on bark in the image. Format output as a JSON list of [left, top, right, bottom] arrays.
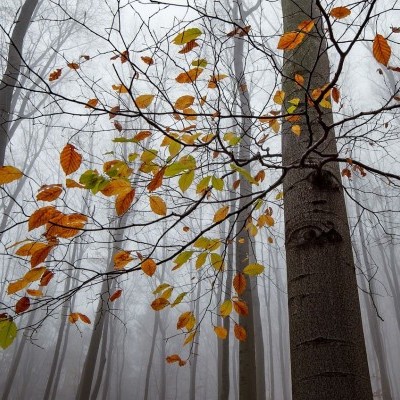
[[288, 222, 343, 247]]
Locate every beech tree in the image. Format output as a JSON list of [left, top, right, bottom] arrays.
[[1, 1, 400, 399]]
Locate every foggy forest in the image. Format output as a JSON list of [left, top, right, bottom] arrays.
[[1, 0, 400, 399]]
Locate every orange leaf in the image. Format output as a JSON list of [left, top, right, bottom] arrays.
[[133, 130, 151, 141], [330, 6, 351, 19], [46, 213, 87, 239], [141, 56, 154, 65], [78, 313, 91, 324], [277, 31, 305, 50], [214, 326, 228, 339], [177, 311, 193, 330], [7, 280, 28, 295], [109, 289, 123, 302], [175, 95, 195, 110], [332, 87, 340, 103], [176, 68, 203, 84], [373, 34, 391, 66], [30, 245, 53, 268], [113, 250, 133, 270], [15, 297, 30, 314], [66, 179, 85, 189], [60, 144, 82, 175], [28, 206, 61, 231], [115, 189, 135, 216], [151, 297, 170, 311], [208, 74, 228, 89], [150, 195, 167, 216], [295, 73, 304, 86], [298, 20, 315, 33], [141, 258, 157, 277], [16, 241, 48, 256], [233, 272, 246, 295], [40, 270, 54, 286], [213, 205, 229, 223], [0, 166, 23, 184], [68, 313, 79, 323], [227, 25, 251, 37], [147, 167, 166, 192], [36, 185, 63, 202], [234, 323, 247, 341], [85, 98, 99, 108], [49, 68, 62, 81], [135, 94, 154, 109], [166, 354, 182, 364], [101, 179, 132, 196], [178, 40, 199, 54], [26, 289, 43, 297], [112, 84, 129, 93], [233, 300, 249, 316]]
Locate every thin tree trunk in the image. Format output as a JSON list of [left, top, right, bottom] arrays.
[[280, 2, 373, 399], [0, 0, 39, 165]]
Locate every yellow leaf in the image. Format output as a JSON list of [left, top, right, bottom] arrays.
[[160, 287, 173, 299], [112, 84, 129, 93], [172, 28, 202, 45], [0, 166, 23, 185], [142, 258, 157, 277], [275, 191, 284, 200], [330, 6, 351, 19], [171, 292, 187, 307], [214, 326, 228, 339], [291, 125, 301, 136], [373, 34, 391, 66], [175, 95, 195, 110], [183, 331, 196, 346], [149, 195, 167, 216], [298, 19, 315, 33], [151, 297, 170, 311], [113, 250, 133, 270], [153, 283, 170, 295], [243, 263, 265, 276], [176, 68, 204, 84], [277, 32, 305, 50], [23, 267, 46, 283], [101, 179, 132, 196], [234, 324, 247, 341], [213, 205, 229, 223], [135, 94, 155, 109], [273, 90, 285, 105], [68, 313, 79, 323], [220, 299, 232, 317]]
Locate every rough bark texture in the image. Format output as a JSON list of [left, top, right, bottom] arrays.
[[280, 1, 373, 399], [0, 0, 39, 166]]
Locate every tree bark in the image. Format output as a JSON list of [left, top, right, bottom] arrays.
[[0, 0, 39, 166], [280, 1, 373, 399]]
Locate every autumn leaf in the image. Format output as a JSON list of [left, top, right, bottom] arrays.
[[177, 311, 193, 330], [46, 213, 87, 239], [172, 28, 202, 45], [183, 331, 196, 346], [175, 95, 195, 110], [243, 263, 265, 276], [330, 6, 351, 19], [67, 62, 79, 70], [68, 313, 79, 323], [291, 125, 301, 136], [151, 297, 170, 311], [112, 84, 129, 93], [298, 20, 315, 33], [78, 313, 91, 324], [85, 98, 99, 109], [214, 326, 228, 339], [332, 87, 340, 103], [109, 105, 120, 119], [171, 292, 187, 307], [273, 90, 285, 105], [0, 166, 23, 185], [115, 188, 135, 216], [135, 94, 155, 109], [49, 68, 62, 81], [7, 280, 28, 295], [40, 270, 54, 286], [373, 34, 391, 66], [15, 297, 30, 314], [208, 74, 228, 89], [277, 32, 305, 50], [213, 205, 229, 223], [36, 185, 63, 202], [150, 195, 167, 216], [178, 40, 199, 54], [16, 241, 48, 256], [24, 267, 47, 283], [233, 273, 246, 295], [141, 258, 157, 276], [60, 144, 82, 175], [0, 319, 17, 349], [233, 300, 249, 316], [141, 56, 154, 65], [147, 167, 166, 192], [166, 354, 186, 366], [234, 324, 247, 341], [113, 250, 133, 269], [109, 289, 123, 302], [295, 73, 304, 86], [176, 68, 203, 84], [101, 179, 132, 196], [26, 289, 42, 297], [227, 25, 251, 37], [220, 299, 232, 317]]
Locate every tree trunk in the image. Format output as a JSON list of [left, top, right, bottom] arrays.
[[280, 1, 373, 399], [0, 0, 39, 166]]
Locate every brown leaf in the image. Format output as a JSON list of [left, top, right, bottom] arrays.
[[40, 270, 54, 286], [49, 68, 62, 81], [151, 297, 170, 311], [114, 121, 123, 132], [141, 258, 157, 276], [373, 34, 391, 66], [141, 56, 154, 65], [147, 167, 166, 192], [36, 185, 63, 202], [233, 300, 249, 316], [175, 68, 203, 83], [109, 105, 120, 119], [28, 206, 61, 231], [78, 313, 91, 324], [67, 62, 80, 70], [85, 99, 99, 109], [15, 297, 30, 314], [234, 323, 247, 341], [330, 6, 351, 19], [233, 272, 246, 295], [109, 289, 123, 302], [60, 144, 82, 175], [113, 250, 133, 270], [178, 40, 199, 54], [0, 166, 23, 185], [115, 189, 135, 216]]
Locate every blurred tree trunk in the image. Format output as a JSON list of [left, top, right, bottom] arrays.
[[0, 0, 39, 166], [281, 1, 372, 399]]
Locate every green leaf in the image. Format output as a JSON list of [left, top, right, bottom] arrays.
[[165, 162, 188, 177], [171, 292, 187, 307], [243, 263, 265, 276], [192, 58, 207, 67], [172, 28, 202, 45], [195, 252, 207, 269], [0, 320, 17, 349], [230, 164, 258, 185], [196, 176, 211, 192], [174, 251, 194, 266], [211, 176, 224, 191], [179, 170, 195, 192], [210, 252, 224, 270]]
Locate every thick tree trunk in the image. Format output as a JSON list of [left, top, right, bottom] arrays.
[[0, 0, 39, 166], [280, 2, 373, 399]]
